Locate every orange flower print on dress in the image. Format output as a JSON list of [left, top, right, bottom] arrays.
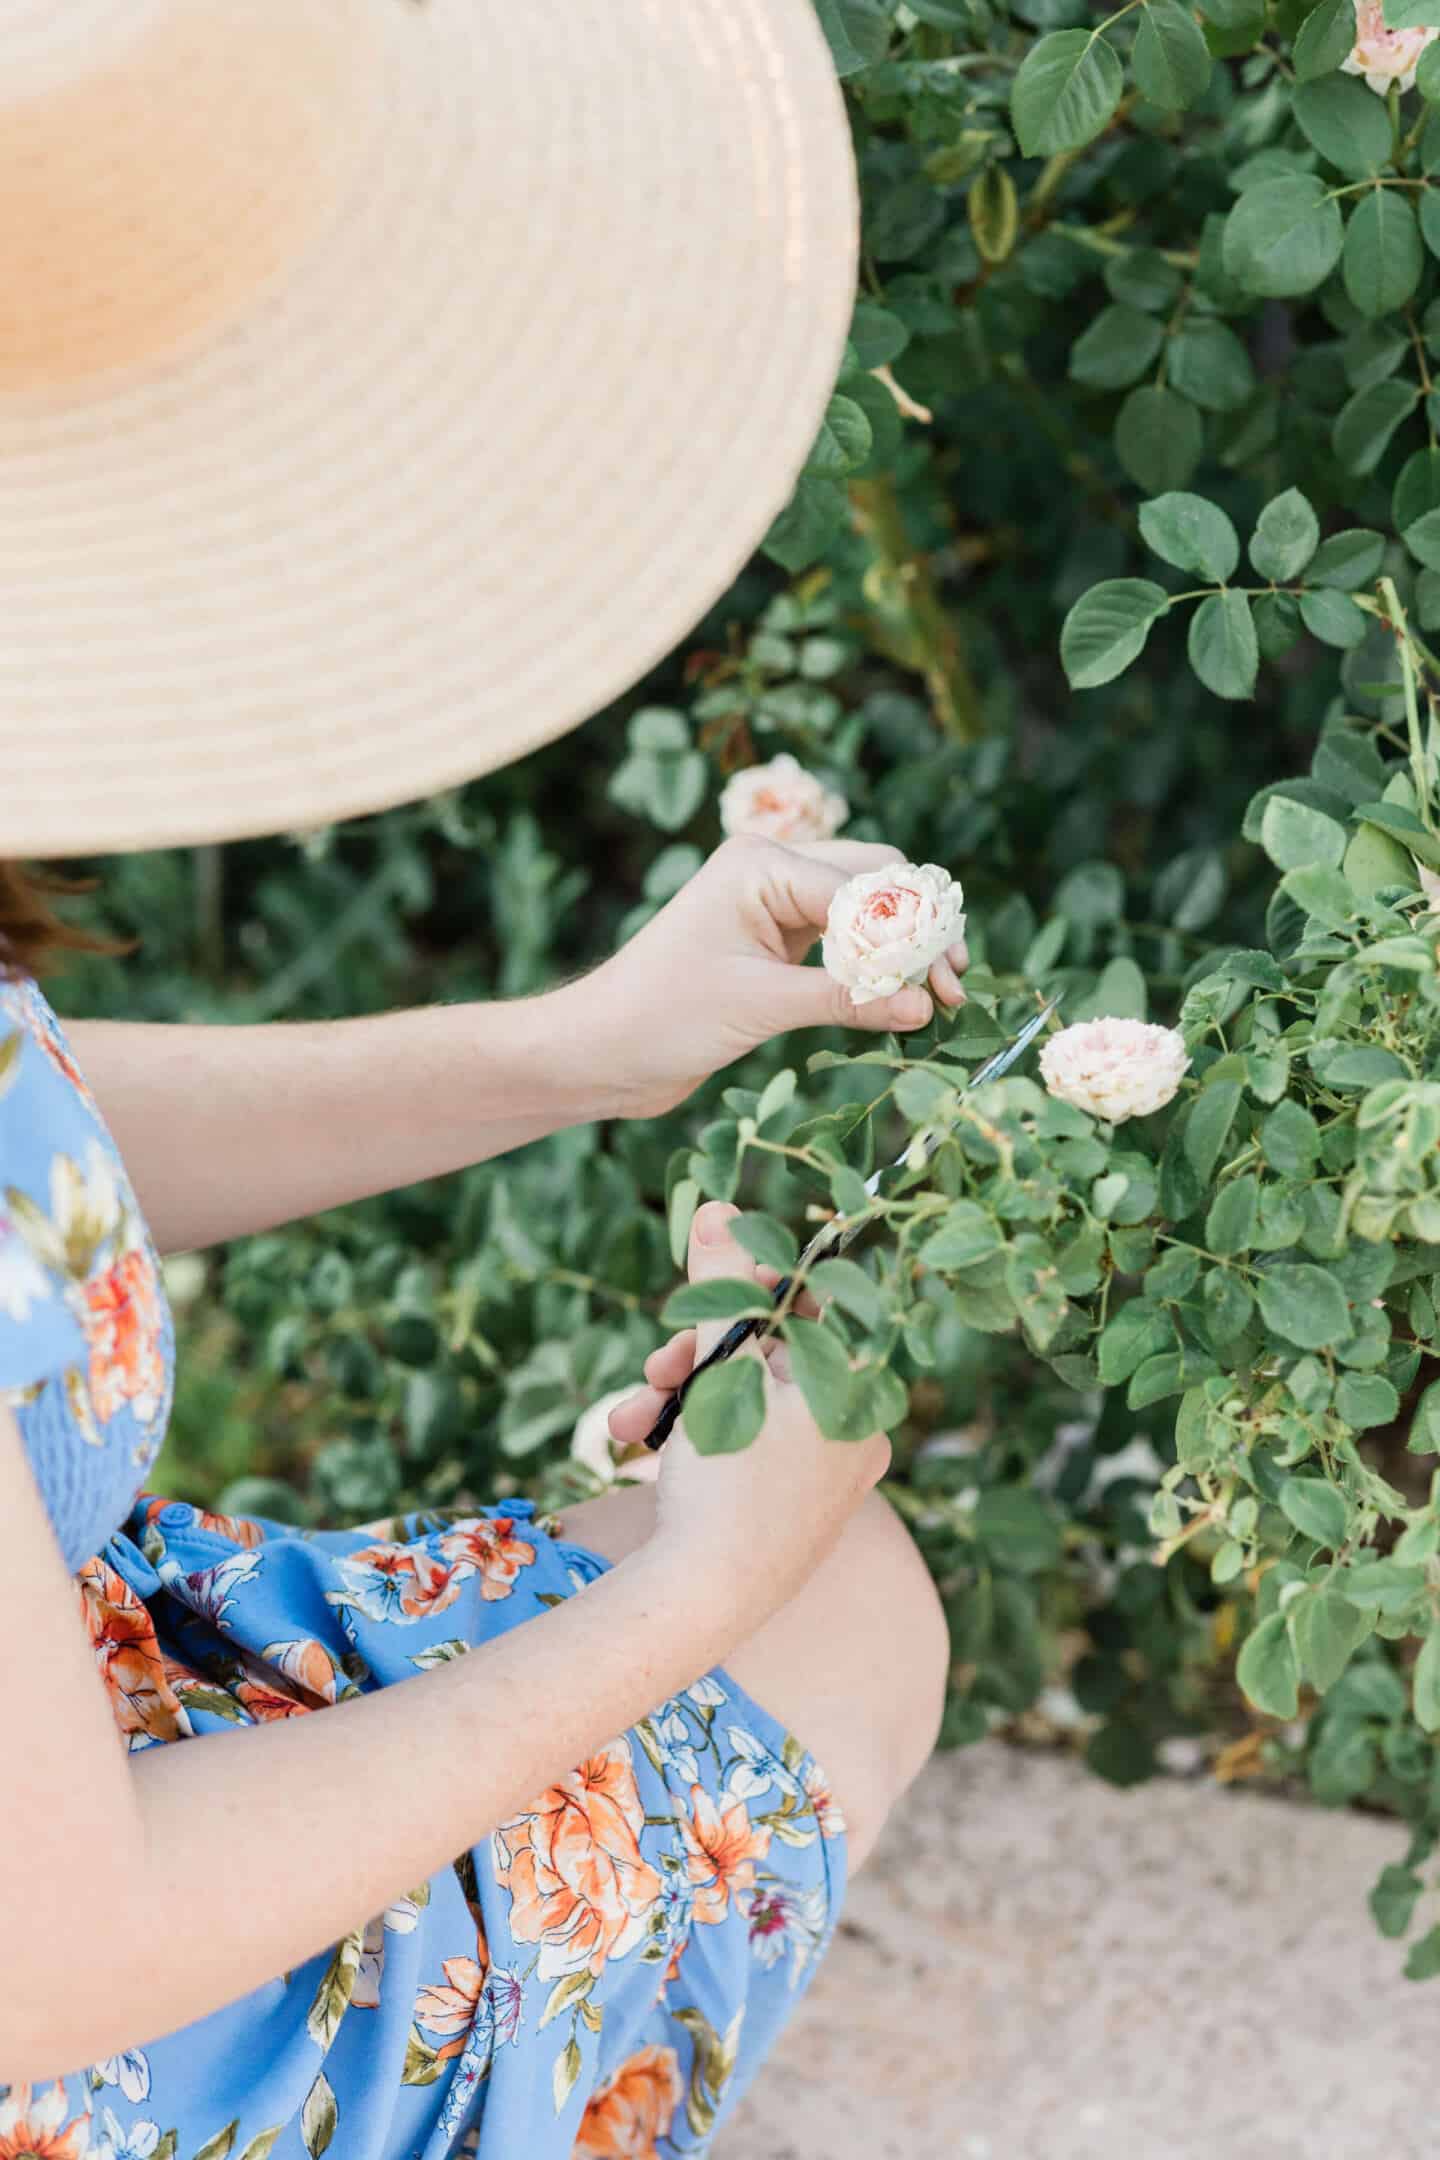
[[76, 1557, 188, 1746], [494, 1740, 663, 1979], [233, 1675, 309, 1723], [435, 1514, 536, 1600], [263, 1635, 345, 1706], [679, 1783, 772, 1925], [572, 2044, 683, 2160], [84, 1245, 166, 1428], [327, 1541, 472, 1625], [0, 2082, 92, 2160], [414, 1946, 489, 2062]]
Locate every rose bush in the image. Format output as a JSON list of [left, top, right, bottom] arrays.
[[56, 0, 1440, 1979]]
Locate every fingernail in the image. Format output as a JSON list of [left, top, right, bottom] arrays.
[[895, 990, 931, 1027], [696, 1203, 735, 1246]]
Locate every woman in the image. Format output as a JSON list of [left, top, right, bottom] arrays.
[[0, 5, 956, 2156]]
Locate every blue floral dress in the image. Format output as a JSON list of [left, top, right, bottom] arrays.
[[0, 976, 846, 2160]]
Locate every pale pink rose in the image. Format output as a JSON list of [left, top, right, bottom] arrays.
[[569, 1388, 634, 1484], [1039, 1017, 1189, 1123], [822, 861, 965, 1007], [1419, 864, 1440, 907], [570, 1388, 660, 1486], [718, 754, 848, 844], [1342, 0, 1436, 93]]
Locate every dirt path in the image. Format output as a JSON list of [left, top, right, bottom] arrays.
[[723, 1742, 1431, 2160]]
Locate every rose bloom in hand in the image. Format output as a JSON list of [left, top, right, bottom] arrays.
[[1039, 1016, 1189, 1123], [718, 755, 848, 845], [822, 861, 966, 1008]]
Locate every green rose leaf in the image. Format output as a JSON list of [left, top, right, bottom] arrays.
[[1394, 444, 1440, 527], [1012, 30, 1125, 156], [1236, 1612, 1300, 1718], [1133, 0, 1213, 108], [1294, 0, 1360, 78], [1139, 492, 1241, 583], [1280, 1475, 1350, 1549], [783, 1317, 908, 1441], [1069, 304, 1166, 389], [849, 301, 909, 370], [812, 0, 890, 76], [1343, 191, 1423, 319], [1298, 588, 1370, 648], [1166, 318, 1257, 412], [762, 474, 849, 573], [1333, 379, 1421, 475], [1115, 386, 1204, 492], [808, 393, 874, 477], [1405, 1926, 1440, 1981], [1207, 1174, 1259, 1253], [1249, 488, 1320, 582], [1404, 505, 1440, 568], [1421, 185, 1440, 259], [1188, 590, 1259, 699], [1414, 1628, 1440, 1732], [1292, 1589, 1370, 1691], [661, 1278, 774, 1326], [1294, 76, 1394, 178], [1255, 1262, 1354, 1348], [680, 1356, 767, 1457], [918, 1201, 1005, 1270], [1060, 578, 1171, 688], [1105, 249, 1184, 311], [1260, 792, 1348, 870], [731, 1212, 799, 1275], [1370, 1864, 1425, 1939], [1185, 1078, 1242, 1180], [808, 1256, 886, 1332], [1223, 176, 1344, 298], [1098, 1301, 1171, 1385], [1307, 528, 1386, 587], [1335, 1372, 1400, 1428], [975, 1486, 1065, 1572], [1261, 1098, 1322, 1176]]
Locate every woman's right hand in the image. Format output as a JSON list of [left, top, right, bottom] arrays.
[[608, 1200, 891, 1625]]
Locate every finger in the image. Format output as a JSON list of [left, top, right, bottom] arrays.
[[736, 838, 902, 942], [644, 1331, 697, 1389], [947, 938, 970, 976], [928, 954, 967, 1008], [686, 1200, 775, 1365], [609, 1384, 671, 1447], [756, 1263, 820, 1320], [784, 839, 906, 878], [782, 966, 934, 1035]]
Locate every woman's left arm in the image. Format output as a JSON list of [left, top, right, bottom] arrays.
[[66, 836, 967, 1254]]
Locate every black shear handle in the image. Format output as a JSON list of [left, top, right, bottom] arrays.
[[641, 1276, 793, 1450]]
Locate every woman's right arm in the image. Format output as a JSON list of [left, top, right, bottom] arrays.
[[1, 1207, 887, 2082]]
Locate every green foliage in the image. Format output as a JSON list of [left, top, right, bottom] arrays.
[[65, 0, 1440, 1985]]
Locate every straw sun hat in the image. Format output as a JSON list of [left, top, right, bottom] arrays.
[[0, 0, 858, 858]]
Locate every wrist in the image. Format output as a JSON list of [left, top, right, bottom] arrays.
[[543, 969, 642, 1122]]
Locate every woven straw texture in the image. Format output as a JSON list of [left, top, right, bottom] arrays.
[[0, 0, 858, 855]]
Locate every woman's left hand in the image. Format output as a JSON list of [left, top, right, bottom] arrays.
[[569, 834, 969, 1118]]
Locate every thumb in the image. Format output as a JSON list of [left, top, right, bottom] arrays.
[[781, 961, 933, 1037], [687, 1200, 773, 1362]]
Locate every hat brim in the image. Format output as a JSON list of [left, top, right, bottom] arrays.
[[0, 0, 857, 856]]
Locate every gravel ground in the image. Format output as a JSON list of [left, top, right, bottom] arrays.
[[722, 1741, 1432, 2160]]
